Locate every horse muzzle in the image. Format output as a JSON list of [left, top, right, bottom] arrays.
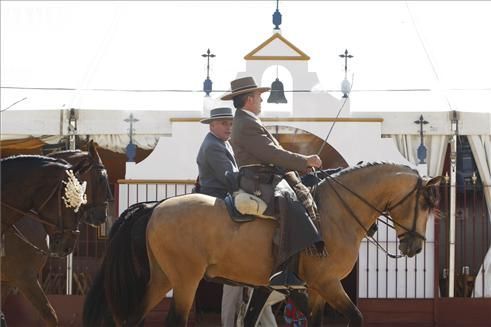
[[398, 235, 423, 257], [48, 230, 80, 257], [82, 204, 108, 227]]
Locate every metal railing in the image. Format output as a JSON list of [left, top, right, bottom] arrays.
[[41, 180, 490, 299], [358, 182, 490, 299]]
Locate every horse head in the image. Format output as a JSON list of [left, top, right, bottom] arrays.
[[317, 162, 443, 259], [387, 174, 443, 257], [50, 140, 113, 227]]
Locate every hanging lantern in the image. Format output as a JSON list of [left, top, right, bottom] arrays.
[[341, 78, 351, 98], [267, 78, 287, 103]]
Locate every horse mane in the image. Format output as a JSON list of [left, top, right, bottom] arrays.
[[1, 154, 69, 166], [330, 161, 418, 178], [50, 149, 84, 156]]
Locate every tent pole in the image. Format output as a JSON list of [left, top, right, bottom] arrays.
[[448, 111, 459, 298]]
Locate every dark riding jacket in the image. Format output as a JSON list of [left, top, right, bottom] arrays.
[[230, 109, 309, 171], [196, 132, 238, 199], [231, 108, 324, 265]]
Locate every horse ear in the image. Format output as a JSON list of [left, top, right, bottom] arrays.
[[423, 176, 443, 209], [88, 140, 102, 163], [424, 176, 444, 188], [72, 158, 92, 175]]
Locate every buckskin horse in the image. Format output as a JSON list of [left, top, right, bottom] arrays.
[[84, 162, 441, 326], [1, 141, 112, 327]]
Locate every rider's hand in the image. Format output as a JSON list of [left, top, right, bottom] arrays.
[[306, 155, 322, 169], [302, 167, 314, 175]]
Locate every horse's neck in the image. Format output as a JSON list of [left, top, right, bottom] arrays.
[[15, 216, 49, 246], [319, 166, 406, 237]]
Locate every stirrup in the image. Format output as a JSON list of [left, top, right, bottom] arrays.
[[269, 270, 306, 290]]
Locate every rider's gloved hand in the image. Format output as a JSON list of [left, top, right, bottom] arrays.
[[306, 155, 322, 169]]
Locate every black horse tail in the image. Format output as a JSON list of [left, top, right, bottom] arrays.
[[82, 265, 114, 327], [82, 201, 160, 326]]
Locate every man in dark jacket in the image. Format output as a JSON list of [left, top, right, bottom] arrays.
[[196, 107, 238, 199], [197, 107, 242, 326]]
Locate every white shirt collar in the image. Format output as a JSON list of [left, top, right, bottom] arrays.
[[241, 108, 261, 123]]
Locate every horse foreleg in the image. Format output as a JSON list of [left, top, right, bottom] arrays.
[[1, 282, 12, 327], [126, 252, 173, 326], [15, 277, 58, 327], [315, 279, 363, 327], [1, 282, 12, 305], [165, 276, 201, 327]]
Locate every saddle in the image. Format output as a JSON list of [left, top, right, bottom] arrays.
[[224, 190, 273, 223], [224, 168, 277, 223]]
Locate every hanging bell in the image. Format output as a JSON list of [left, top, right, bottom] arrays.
[[267, 78, 287, 104]]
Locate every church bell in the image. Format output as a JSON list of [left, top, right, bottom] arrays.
[[267, 78, 287, 104]]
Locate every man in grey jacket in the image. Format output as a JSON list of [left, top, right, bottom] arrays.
[[197, 107, 277, 326], [197, 107, 241, 326], [196, 107, 238, 199]]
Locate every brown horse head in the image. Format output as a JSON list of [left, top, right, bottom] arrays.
[[50, 140, 113, 227], [319, 163, 443, 258], [394, 175, 443, 257]]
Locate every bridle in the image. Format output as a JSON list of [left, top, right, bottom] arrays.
[[2, 169, 81, 256], [78, 161, 113, 218], [1, 154, 111, 256], [314, 172, 427, 258]]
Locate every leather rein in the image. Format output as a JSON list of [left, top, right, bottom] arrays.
[[1, 166, 87, 256], [314, 172, 426, 259]]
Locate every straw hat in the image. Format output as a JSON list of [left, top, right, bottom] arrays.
[[200, 107, 234, 124], [220, 76, 270, 100]]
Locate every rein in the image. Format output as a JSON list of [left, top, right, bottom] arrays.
[[1, 179, 65, 230], [9, 224, 51, 256], [313, 171, 425, 259], [1, 169, 81, 255]]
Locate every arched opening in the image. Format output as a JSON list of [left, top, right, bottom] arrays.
[[260, 65, 293, 113], [266, 125, 347, 169]]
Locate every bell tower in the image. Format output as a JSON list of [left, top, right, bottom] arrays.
[[233, 1, 343, 117]]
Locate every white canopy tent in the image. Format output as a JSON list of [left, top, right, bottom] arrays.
[[1, 0, 490, 300], [1, 1, 490, 114]]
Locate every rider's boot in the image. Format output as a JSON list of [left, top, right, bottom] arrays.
[[269, 254, 305, 290]]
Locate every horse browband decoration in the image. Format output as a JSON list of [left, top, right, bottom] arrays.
[[62, 170, 87, 213]]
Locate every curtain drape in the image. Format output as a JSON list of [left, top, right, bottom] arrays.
[[90, 134, 159, 153], [468, 135, 491, 297], [391, 135, 447, 176]]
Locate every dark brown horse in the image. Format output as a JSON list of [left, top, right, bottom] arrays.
[[84, 162, 441, 326], [1, 155, 81, 256], [1, 141, 112, 327]]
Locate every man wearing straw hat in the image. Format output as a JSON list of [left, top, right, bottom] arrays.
[[221, 76, 325, 289], [196, 107, 238, 199]]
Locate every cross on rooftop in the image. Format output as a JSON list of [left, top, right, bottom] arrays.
[[201, 48, 216, 79], [339, 49, 353, 78]]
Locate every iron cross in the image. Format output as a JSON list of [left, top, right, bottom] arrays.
[[339, 49, 353, 77], [124, 113, 139, 144], [414, 114, 429, 143], [201, 49, 216, 79], [414, 115, 429, 164]]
